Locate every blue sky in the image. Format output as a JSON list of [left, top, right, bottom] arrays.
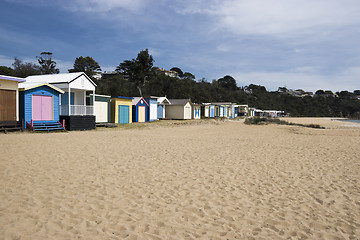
[[1, 0, 359, 92]]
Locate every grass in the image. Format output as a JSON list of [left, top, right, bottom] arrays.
[[244, 117, 325, 129]]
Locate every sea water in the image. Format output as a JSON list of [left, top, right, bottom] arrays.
[[338, 119, 360, 127]]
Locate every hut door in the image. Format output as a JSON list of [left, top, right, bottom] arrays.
[[32, 95, 53, 121], [138, 106, 145, 122], [0, 89, 16, 121], [118, 105, 129, 124], [157, 105, 163, 118]]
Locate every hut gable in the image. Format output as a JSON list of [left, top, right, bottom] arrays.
[[132, 97, 149, 107], [25, 72, 96, 91]]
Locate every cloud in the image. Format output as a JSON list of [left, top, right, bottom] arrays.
[[176, 0, 360, 37], [0, 55, 14, 67], [62, 0, 146, 13], [233, 66, 360, 92]]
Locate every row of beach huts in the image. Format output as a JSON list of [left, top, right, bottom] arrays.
[[0, 73, 284, 132]]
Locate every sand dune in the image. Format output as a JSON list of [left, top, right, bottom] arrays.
[[0, 118, 359, 239]]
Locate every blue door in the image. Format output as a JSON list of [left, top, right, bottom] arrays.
[[210, 107, 215, 117], [157, 104, 163, 118], [118, 105, 129, 124]]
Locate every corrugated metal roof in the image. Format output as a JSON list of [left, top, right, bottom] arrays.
[[168, 99, 191, 105], [0, 74, 25, 82], [25, 72, 96, 87]]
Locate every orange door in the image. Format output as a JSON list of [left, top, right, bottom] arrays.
[[138, 106, 145, 122]]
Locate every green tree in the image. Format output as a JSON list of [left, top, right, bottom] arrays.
[[68, 56, 101, 78], [182, 72, 195, 81], [12, 57, 41, 77], [0, 66, 14, 75], [116, 49, 154, 96], [218, 75, 237, 90], [170, 67, 183, 78], [36, 52, 59, 74]]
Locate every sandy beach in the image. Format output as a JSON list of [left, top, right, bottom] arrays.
[[0, 118, 359, 240]]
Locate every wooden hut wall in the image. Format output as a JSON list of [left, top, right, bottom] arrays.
[[89, 95, 111, 123], [145, 98, 158, 121], [0, 79, 19, 122]]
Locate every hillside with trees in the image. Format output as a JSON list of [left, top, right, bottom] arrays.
[[1, 50, 359, 118]]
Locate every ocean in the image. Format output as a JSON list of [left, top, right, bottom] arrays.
[[338, 119, 360, 126]]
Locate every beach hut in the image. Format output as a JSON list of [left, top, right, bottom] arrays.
[[203, 103, 215, 118], [132, 97, 149, 122], [144, 97, 158, 121], [0, 75, 25, 132], [25, 72, 97, 130], [165, 99, 192, 120], [192, 103, 201, 119], [18, 82, 65, 131], [110, 96, 133, 124], [219, 105, 224, 117], [88, 94, 111, 123], [157, 97, 171, 119]]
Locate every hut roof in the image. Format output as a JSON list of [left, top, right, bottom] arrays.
[[167, 99, 192, 106], [18, 82, 64, 93], [132, 97, 149, 106], [0, 74, 25, 82], [25, 72, 97, 87], [157, 97, 171, 104]]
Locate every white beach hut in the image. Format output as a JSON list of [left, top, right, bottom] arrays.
[[165, 99, 192, 120]]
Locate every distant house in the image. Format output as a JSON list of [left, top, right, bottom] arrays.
[[166, 99, 192, 120], [155, 68, 178, 78], [111, 96, 133, 124], [25, 72, 97, 130], [132, 97, 149, 122], [18, 82, 64, 130], [157, 97, 171, 119]]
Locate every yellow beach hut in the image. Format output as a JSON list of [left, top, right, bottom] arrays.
[[111, 96, 133, 124]]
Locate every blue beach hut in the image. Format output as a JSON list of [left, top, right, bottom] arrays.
[[132, 97, 149, 122], [157, 97, 171, 119], [19, 82, 65, 130]]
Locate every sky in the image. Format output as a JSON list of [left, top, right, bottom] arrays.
[[0, 0, 359, 92]]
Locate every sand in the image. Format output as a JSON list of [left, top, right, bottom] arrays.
[[0, 118, 359, 240]]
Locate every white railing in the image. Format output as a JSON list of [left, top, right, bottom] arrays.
[[60, 105, 94, 116]]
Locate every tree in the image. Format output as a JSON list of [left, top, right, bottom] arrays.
[[218, 75, 237, 90], [170, 67, 183, 78], [12, 57, 41, 77], [182, 72, 195, 81], [68, 56, 101, 78], [0, 66, 14, 75], [36, 52, 59, 74], [116, 49, 154, 96]]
